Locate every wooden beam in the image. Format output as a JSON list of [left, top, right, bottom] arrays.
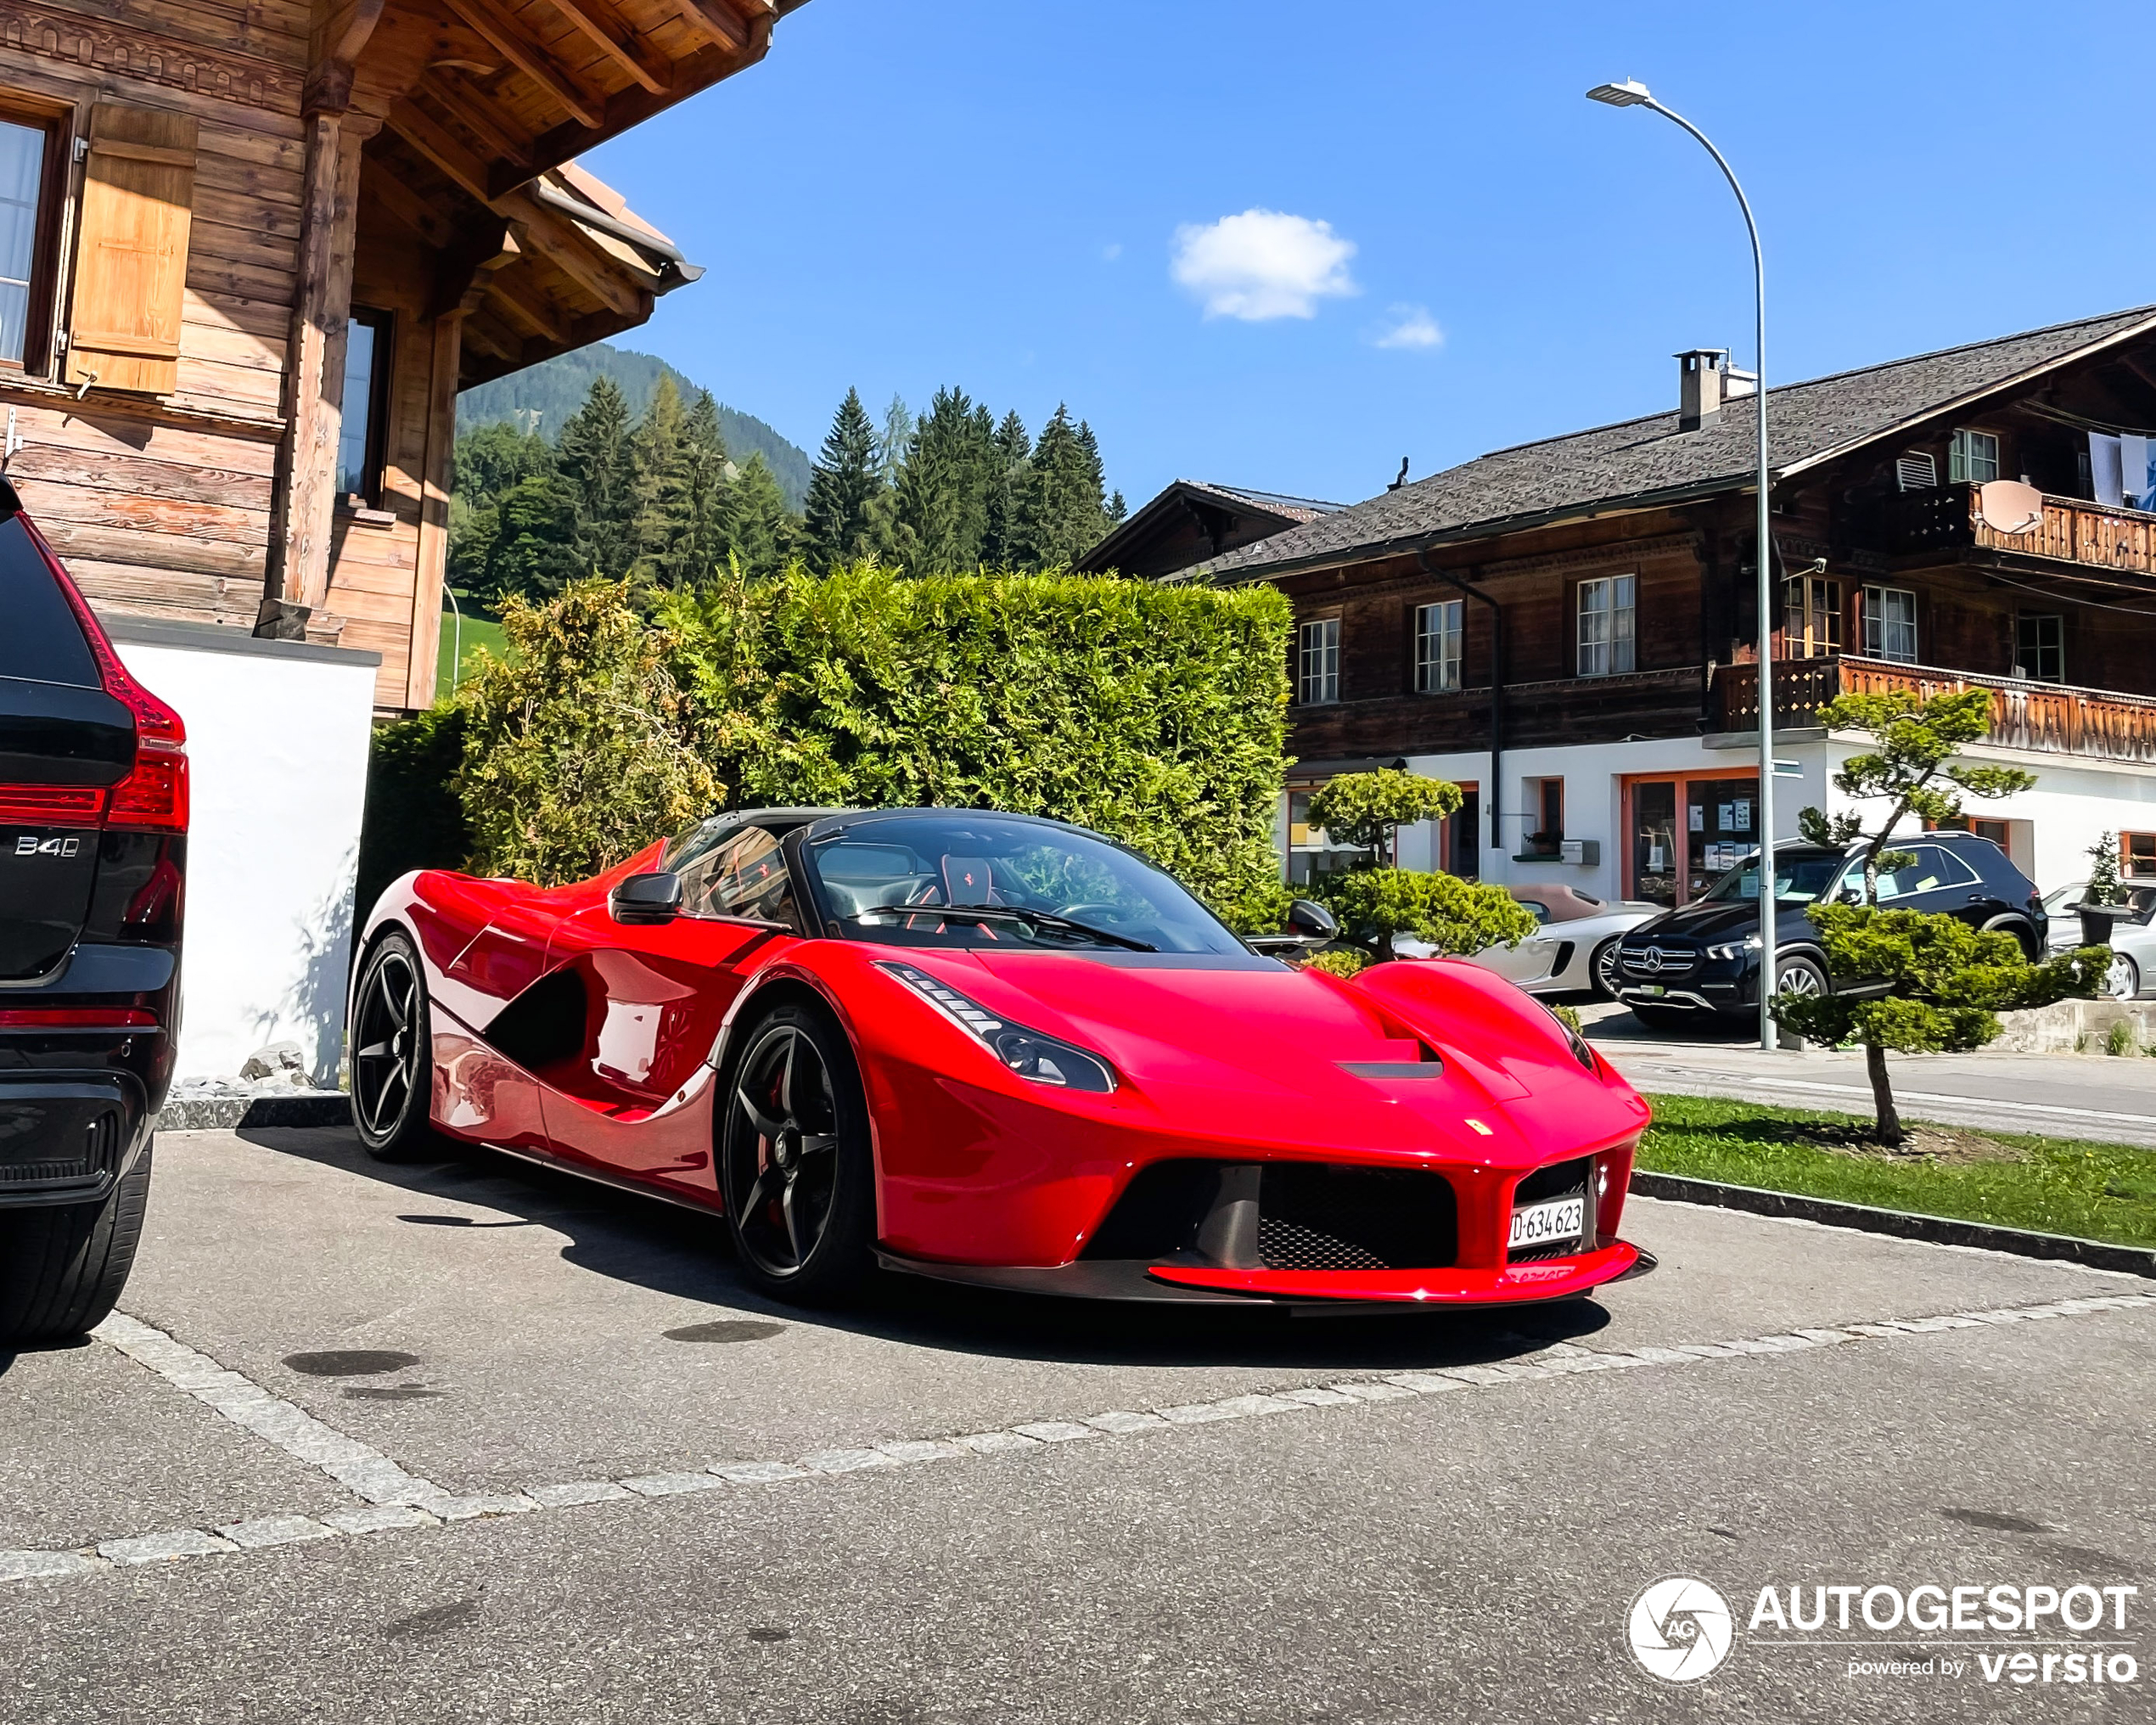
[[506, 40, 760, 188], [385, 98, 491, 203], [459, 309, 523, 363], [407, 310, 463, 710], [361, 159, 458, 250], [484, 267, 575, 345], [674, 0, 746, 53], [423, 70, 533, 169], [540, 0, 673, 96], [438, 0, 604, 129], [496, 193, 648, 318], [313, 0, 390, 69], [428, 222, 517, 319]]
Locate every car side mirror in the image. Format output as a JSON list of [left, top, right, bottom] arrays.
[[1286, 898, 1339, 940], [609, 870, 683, 925]]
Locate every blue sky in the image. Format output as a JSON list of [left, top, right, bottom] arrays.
[[584, 0, 2156, 511]]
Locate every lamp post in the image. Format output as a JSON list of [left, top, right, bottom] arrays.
[[1587, 78, 1780, 1050]]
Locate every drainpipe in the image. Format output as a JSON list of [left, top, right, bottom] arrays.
[[1417, 548, 1503, 864]]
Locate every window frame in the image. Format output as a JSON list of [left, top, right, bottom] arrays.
[[1296, 615, 1340, 706], [2014, 612, 2064, 684], [1519, 775, 1564, 858], [1783, 574, 1844, 660], [1575, 572, 1637, 678], [337, 306, 394, 508], [1412, 597, 1463, 694], [1949, 428, 2002, 485], [2123, 832, 2156, 882], [1861, 584, 1918, 663], [0, 93, 71, 377]]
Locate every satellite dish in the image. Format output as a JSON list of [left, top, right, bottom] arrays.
[[1979, 479, 2043, 535]]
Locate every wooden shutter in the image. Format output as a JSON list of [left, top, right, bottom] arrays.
[[65, 104, 198, 396]]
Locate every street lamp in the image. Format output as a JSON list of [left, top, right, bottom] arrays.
[[1588, 77, 1781, 1051]]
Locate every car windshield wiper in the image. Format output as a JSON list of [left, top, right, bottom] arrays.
[[844, 905, 1156, 952]]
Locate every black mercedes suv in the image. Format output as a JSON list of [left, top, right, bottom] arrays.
[[0, 479, 187, 1346], [1614, 832, 2046, 1030]]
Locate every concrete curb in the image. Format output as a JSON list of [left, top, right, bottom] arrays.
[[154, 1095, 351, 1132], [1631, 1170, 2156, 1279]]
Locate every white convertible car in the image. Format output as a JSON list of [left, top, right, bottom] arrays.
[[1399, 884, 1662, 997]]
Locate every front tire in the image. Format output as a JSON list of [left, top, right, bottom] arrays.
[[1774, 952, 1829, 999], [1590, 938, 1621, 1000], [0, 1140, 154, 1346], [2108, 953, 2140, 999], [719, 1003, 876, 1305], [350, 930, 444, 1162]]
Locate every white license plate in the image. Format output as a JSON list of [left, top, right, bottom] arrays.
[[1509, 1195, 1585, 1251]]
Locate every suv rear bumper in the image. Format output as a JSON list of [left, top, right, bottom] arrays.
[[0, 1071, 151, 1207]]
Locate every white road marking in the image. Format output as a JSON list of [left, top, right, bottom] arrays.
[[8, 1284, 2151, 1587], [1619, 1059, 2156, 1133]]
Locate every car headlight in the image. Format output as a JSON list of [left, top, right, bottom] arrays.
[[878, 961, 1116, 1093], [1704, 935, 1763, 960]]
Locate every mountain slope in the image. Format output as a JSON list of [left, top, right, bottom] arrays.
[[457, 343, 812, 509]]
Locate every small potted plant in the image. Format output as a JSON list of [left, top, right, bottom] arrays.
[[2080, 832, 2124, 948]]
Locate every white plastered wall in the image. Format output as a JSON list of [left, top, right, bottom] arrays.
[[105, 619, 379, 1085]]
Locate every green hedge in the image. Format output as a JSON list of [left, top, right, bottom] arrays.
[[365, 566, 1294, 930]]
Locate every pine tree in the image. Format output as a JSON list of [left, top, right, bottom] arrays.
[[876, 393, 914, 491], [652, 390, 733, 589], [725, 452, 796, 579], [891, 385, 997, 575], [980, 410, 1031, 571], [628, 375, 688, 585], [1013, 403, 1109, 570], [554, 375, 637, 580], [802, 387, 886, 570]]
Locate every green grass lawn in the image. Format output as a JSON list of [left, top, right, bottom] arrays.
[[436, 605, 509, 694], [1638, 1093, 2156, 1250]]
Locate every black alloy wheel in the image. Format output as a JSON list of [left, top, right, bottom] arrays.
[[720, 1005, 874, 1303], [351, 931, 441, 1161]]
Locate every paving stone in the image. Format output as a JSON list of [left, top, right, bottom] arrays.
[[1084, 1410, 1168, 1434], [98, 1529, 237, 1565], [1279, 1385, 1362, 1405], [1156, 1402, 1245, 1424], [620, 1473, 727, 1497], [525, 1481, 635, 1509], [1382, 1374, 1468, 1394], [319, 1506, 438, 1535], [0, 1551, 100, 1583], [710, 1460, 810, 1485], [954, 1430, 1044, 1453], [875, 1440, 968, 1464], [1210, 1395, 1306, 1418], [216, 1516, 335, 1550], [800, 1448, 899, 1475], [1012, 1421, 1099, 1442]]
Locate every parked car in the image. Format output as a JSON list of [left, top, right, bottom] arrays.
[[0, 480, 188, 1346], [1612, 832, 2046, 1030], [1400, 884, 1660, 997], [354, 807, 1655, 1310], [2041, 879, 2156, 997]]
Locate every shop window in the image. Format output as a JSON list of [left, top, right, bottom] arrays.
[[336, 308, 393, 505], [1296, 617, 1339, 706], [1413, 598, 1462, 693], [1783, 575, 1842, 660], [1861, 585, 1918, 663], [2014, 613, 2063, 684], [1625, 773, 1759, 907], [2125, 833, 2156, 881], [1519, 777, 1564, 858], [1286, 784, 1382, 885], [1949, 428, 2001, 485], [1576, 574, 1636, 677], [0, 99, 67, 371]]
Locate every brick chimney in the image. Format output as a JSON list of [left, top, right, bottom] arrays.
[[1676, 348, 1729, 432]]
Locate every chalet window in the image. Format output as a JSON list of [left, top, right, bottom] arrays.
[[336, 309, 393, 504], [1783, 576, 1842, 659], [2124, 833, 2156, 880], [0, 100, 66, 371], [2014, 613, 2063, 683], [1575, 574, 1636, 677], [1413, 598, 1462, 693], [1296, 616, 1339, 705], [1861, 585, 1917, 663], [66, 104, 199, 396], [1949, 429, 2001, 485]]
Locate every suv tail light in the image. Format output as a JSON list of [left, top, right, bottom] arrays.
[[24, 514, 188, 834]]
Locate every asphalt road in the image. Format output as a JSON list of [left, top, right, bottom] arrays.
[[1582, 1003, 2156, 1147], [5, 1125, 2154, 1722]]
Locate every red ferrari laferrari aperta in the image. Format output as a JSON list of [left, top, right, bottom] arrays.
[[351, 808, 1655, 1306]]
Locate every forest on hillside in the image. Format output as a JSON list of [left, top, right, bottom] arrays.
[[447, 376, 1126, 604]]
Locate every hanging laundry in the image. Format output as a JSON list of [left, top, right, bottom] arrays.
[[2090, 431, 2125, 507]]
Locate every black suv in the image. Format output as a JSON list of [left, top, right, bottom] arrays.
[[0, 480, 187, 1345], [1614, 833, 2046, 1030]]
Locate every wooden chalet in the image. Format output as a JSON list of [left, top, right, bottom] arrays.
[[1075, 480, 1341, 582], [0, 0, 808, 713], [1192, 306, 2156, 904]]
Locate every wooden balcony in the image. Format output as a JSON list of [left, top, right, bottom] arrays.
[[1886, 482, 2156, 578], [1717, 655, 2156, 765], [1290, 665, 1706, 756]]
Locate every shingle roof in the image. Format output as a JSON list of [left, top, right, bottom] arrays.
[[1180, 480, 1345, 525], [1204, 304, 2156, 581]]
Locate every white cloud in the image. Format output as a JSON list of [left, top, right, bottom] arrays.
[[1375, 304, 1443, 350], [1170, 209, 1358, 321]]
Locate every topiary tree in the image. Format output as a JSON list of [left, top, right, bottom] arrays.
[[1777, 683, 2101, 1143], [1304, 771, 1536, 960], [2085, 831, 2124, 908]]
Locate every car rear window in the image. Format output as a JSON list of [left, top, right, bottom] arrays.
[[0, 514, 98, 687]]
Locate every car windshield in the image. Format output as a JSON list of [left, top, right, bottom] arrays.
[[1700, 850, 1850, 906], [803, 814, 1247, 955]]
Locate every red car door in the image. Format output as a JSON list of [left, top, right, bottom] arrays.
[[536, 826, 802, 1196]]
